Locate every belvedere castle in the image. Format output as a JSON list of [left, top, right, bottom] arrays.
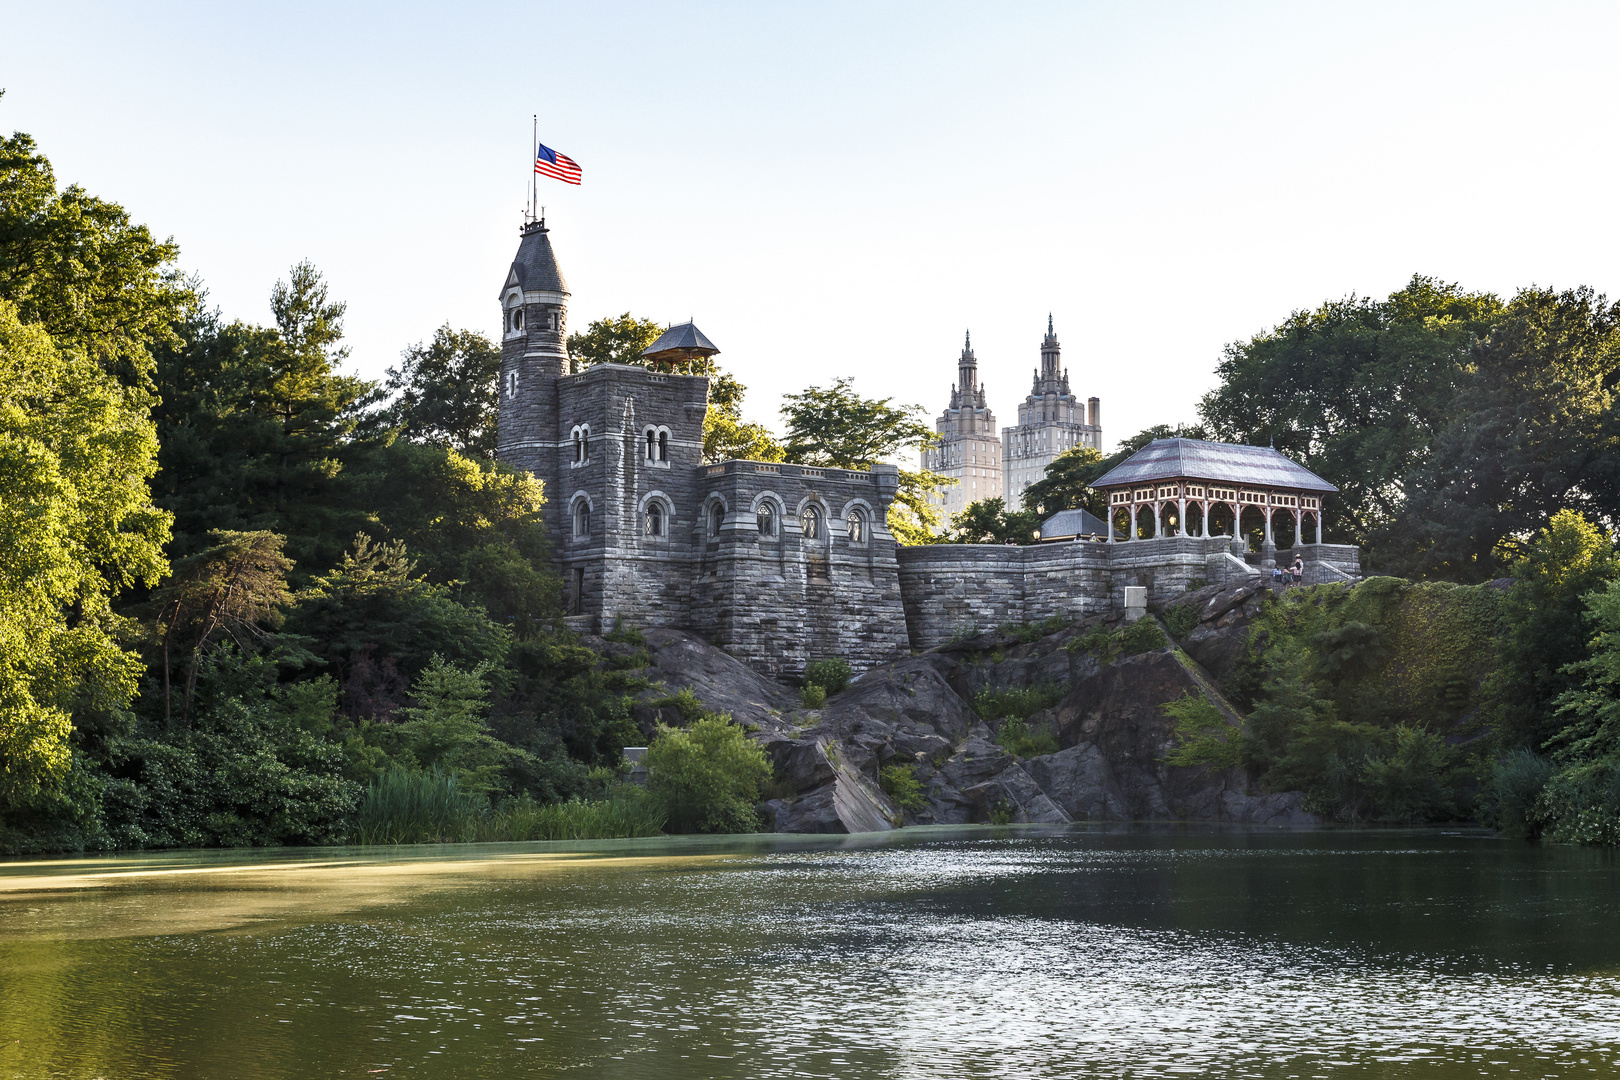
[[496, 222, 1361, 678]]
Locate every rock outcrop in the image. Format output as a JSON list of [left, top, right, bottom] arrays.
[[589, 581, 1317, 833]]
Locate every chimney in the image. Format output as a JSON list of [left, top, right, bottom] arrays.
[[1088, 396, 1100, 428]]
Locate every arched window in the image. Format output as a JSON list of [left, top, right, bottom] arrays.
[[709, 503, 725, 537], [757, 504, 775, 536], [646, 429, 656, 461], [574, 502, 591, 538], [645, 503, 664, 537], [514, 308, 524, 331], [801, 506, 822, 540], [847, 509, 865, 544], [658, 431, 668, 461], [573, 429, 583, 463]]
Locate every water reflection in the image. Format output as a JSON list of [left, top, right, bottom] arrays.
[[1, 826, 1617, 1079]]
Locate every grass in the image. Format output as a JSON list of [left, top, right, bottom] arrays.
[[975, 682, 1066, 721], [993, 716, 1060, 758], [350, 769, 665, 845], [996, 614, 1069, 644]]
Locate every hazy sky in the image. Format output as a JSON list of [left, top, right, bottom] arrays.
[[4, 2, 1617, 453]]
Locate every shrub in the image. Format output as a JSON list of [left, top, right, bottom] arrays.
[[1117, 618, 1167, 655], [1534, 757, 1620, 846], [989, 800, 1013, 825], [999, 614, 1068, 644], [1358, 725, 1460, 823], [1161, 692, 1242, 769], [1162, 605, 1200, 641], [801, 684, 827, 709], [947, 622, 981, 644], [650, 685, 708, 725], [975, 683, 1066, 721], [645, 716, 772, 833], [993, 716, 1060, 758], [1485, 749, 1555, 838], [879, 762, 926, 812], [603, 617, 646, 646], [1067, 625, 1121, 664], [804, 658, 852, 695]]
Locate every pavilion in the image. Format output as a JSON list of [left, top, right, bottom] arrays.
[[1090, 438, 1335, 548]]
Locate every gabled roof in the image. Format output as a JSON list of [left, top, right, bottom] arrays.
[[1038, 507, 1110, 540], [641, 321, 719, 363], [1092, 438, 1338, 493], [500, 223, 569, 297]]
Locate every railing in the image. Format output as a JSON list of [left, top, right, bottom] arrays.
[[697, 460, 876, 481]]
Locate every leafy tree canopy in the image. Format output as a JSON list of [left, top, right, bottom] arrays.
[[943, 497, 1040, 545], [0, 299, 171, 803], [381, 325, 501, 459], [1022, 445, 1105, 518], [0, 123, 192, 385]]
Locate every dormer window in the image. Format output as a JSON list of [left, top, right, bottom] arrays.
[[513, 308, 524, 331]]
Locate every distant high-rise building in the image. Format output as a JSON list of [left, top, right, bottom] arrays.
[[921, 331, 1001, 522], [1002, 316, 1102, 509]]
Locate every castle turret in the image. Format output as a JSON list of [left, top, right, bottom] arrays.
[[497, 218, 571, 530]]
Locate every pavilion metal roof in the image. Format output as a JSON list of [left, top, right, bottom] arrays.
[[1091, 438, 1338, 493], [641, 321, 719, 360], [1037, 507, 1110, 540]]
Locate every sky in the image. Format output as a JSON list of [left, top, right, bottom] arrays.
[[4, 1, 1619, 455]]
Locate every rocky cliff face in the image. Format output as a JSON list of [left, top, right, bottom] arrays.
[[589, 581, 1316, 834]]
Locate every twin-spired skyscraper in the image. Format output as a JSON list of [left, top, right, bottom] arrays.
[[925, 317, 1103, 519]]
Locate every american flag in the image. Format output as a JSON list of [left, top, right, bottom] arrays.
[[535, 142, 582, 185]]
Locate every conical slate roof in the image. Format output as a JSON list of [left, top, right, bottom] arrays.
[[500, 223, 569, 297], [1092, 438, 1338, 493], [641, 321, 719, 364]]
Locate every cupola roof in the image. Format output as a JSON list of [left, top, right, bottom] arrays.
[[641, 321, 720, 366]]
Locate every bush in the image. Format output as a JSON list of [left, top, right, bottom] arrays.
[[975, 683, 1066, 721], [804, 658, 852, 695], [1358, 725, 1460, 823], [879, 762, 926, 812], [801, 684, 827, 709], [1162, 605, 1200, 640], [1485, 749, 1556, 838], [645, 716, 772, 833], [350, 768, 486, 844], [650, 685, 707, 725], [1067, 625, 1122, 664], [999, 615, 1068, 644], [1161, 692, 1242, 769], [1534, 757, 1620, 846], [603, 617, 646, 646], [1117, 618, 1167, 655], [993, 716, 1060, 758]]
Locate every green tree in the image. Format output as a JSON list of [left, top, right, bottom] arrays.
[[148, 530, 294, 722], [645, 716, 771, 833], [780, 377, 948, 544], [0, 301, 171, 803], [1199, 276, 1498, 565], [389, 656, 523, 797], [943, 497, 1039, 545], [381, 325, 502, 459], [1022, 445, 1105, 517], [150, 265, 377, 573], [0, 124, 192, 384], [1485, 510, 1619, 753], [566, 311, 663, 370]]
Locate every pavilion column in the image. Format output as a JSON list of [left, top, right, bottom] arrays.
[[1318, 511, 1324, 544], [1200, 501, 1209, 538], [1264, 506, 1274, 545], [1230, 504, 1239, 539], [1178, 497, 1187, 538], [1153, 502, 1163, 540], [1106, 506, 1115, 543], [1290, 508, 1300, 548]]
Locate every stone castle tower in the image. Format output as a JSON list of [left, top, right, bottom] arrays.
[[922, 331, 1001, 522], [1001, 316, 1102, 509], [494, 219, 911, 676]]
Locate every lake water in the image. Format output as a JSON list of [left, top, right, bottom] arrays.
[[1, 825, 1617, 1079]]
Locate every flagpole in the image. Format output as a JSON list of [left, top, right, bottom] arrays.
[[531, 115, 538, 224]]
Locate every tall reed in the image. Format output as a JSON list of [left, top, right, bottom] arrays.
[[350, 768, 666, 845]]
